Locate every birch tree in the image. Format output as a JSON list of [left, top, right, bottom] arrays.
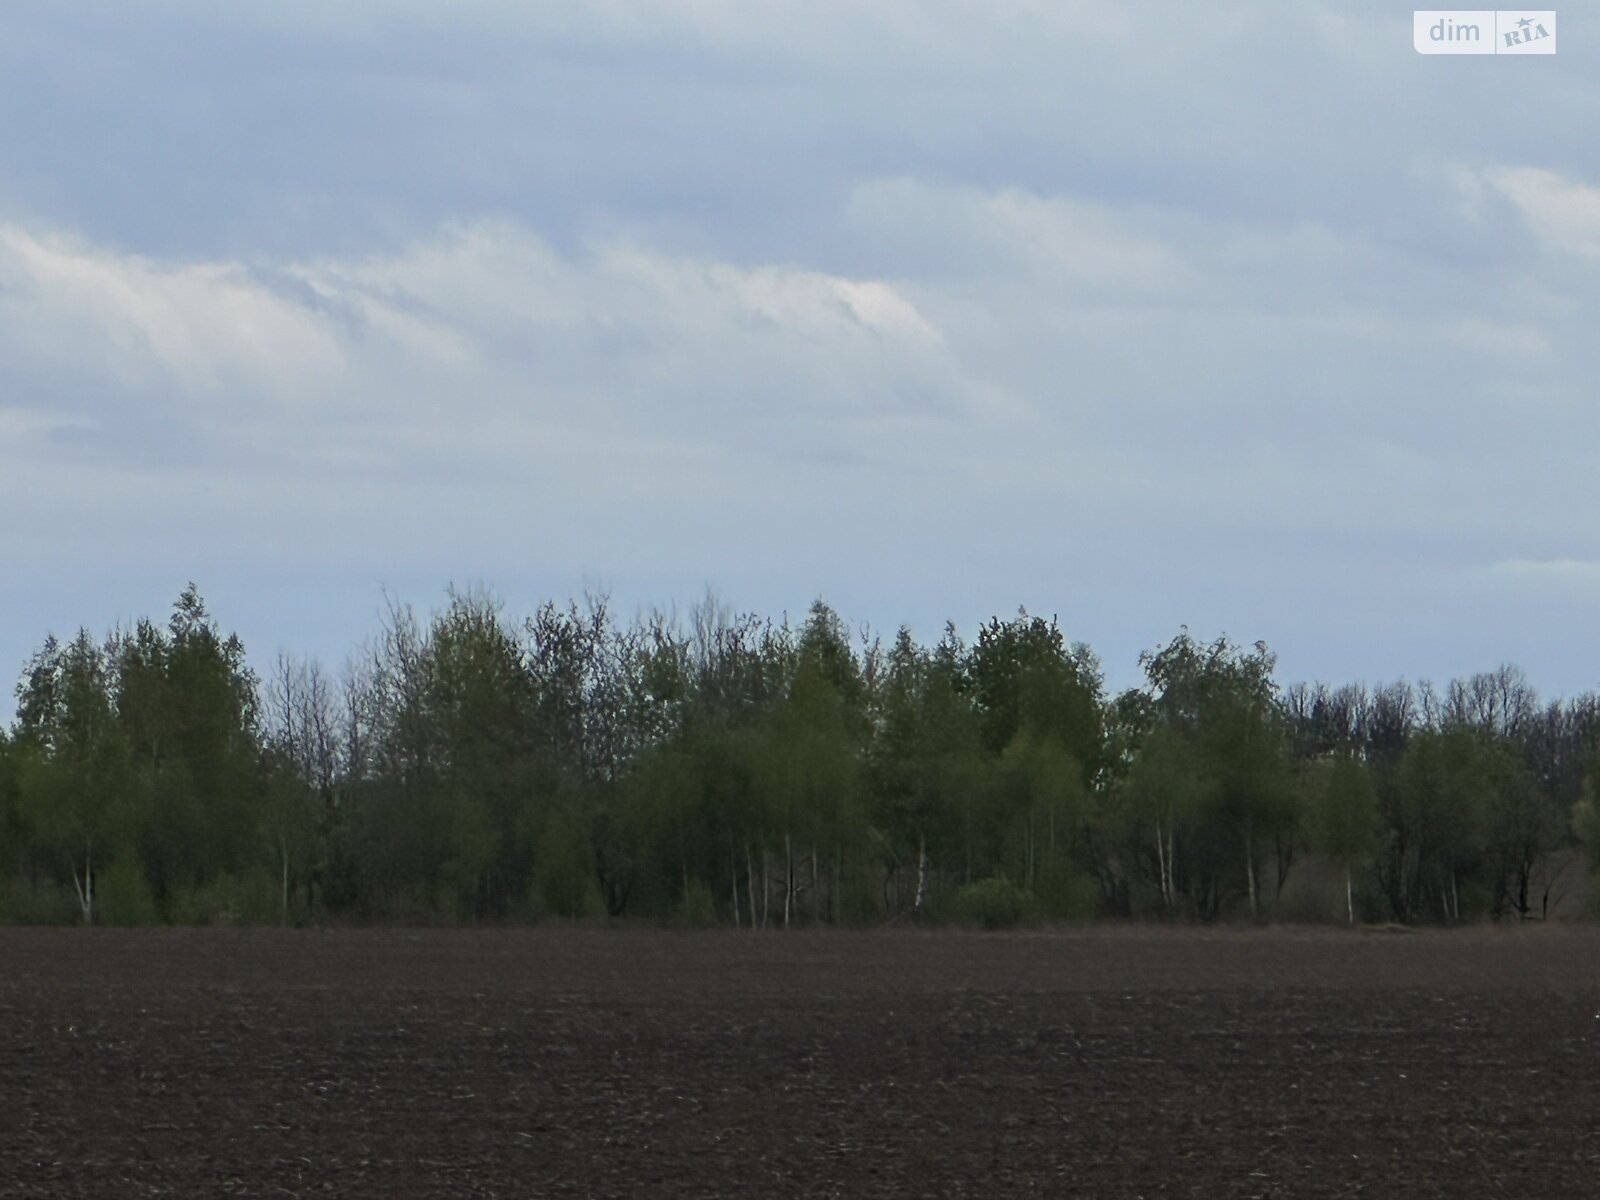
[[14, 630, 130, 923], [1307, 752, 1380, 924], [264, 653, 339, 922]]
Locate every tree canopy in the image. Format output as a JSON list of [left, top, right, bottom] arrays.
[[4, 586, 1596, 927]]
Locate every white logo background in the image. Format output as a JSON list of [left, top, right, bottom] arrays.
[[1414, 10, 1557, 54]]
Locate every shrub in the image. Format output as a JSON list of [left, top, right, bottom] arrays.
[[539, 818, 601, 919], [98, 855, 159, 926], [167, 870, 279, 925], [954, 875, 1034, 929], [674, 878, 718, 927], [5, 876, 79, 925], [1034, 865, 1097, 921], [837, 870, 883, 927]]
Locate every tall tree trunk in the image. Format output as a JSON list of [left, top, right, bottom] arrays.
[[1345, 862, 1354, 926], [746, 842, 759, 932], [1155, 818, 1170, 912], [72, 840, 95, 926], [731, 847, 742, 928], [1167, 827, 1176, 909], [834, 844, 843, 925], [784, 831, 793, 929], [964, 803, 972, 884], [810, 845, 820, 924], [913, 831, 928, 920], [1245, 823, 1258, 920]]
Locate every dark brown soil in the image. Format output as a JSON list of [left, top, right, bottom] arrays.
[[5, 924, 1600, 1197]]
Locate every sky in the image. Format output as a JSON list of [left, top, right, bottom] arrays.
[[4, 1, 1600, 722]]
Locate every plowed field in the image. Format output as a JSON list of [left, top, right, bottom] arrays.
[[5, 925, 1600, 1196]]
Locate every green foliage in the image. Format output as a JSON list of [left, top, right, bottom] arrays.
[[538, 808, 600, 919], [867, 626, 985, 901], [1032, 863, 1097, 920], [993, 729, 1085, 893], [674, 877, 718, 927], [967, 611, 1103, 776], [5, 587, 1598, 928], [953, 875, 1034, 929], [97, 853, 158, 926], [166, 870, 280, 926], [1301, 753, 1382, 923], [1118, 631, 1295, 918], [5, 876, 79, 925], [13, 630, 132, 922], [1308, 754, 1380, 864], [1573, 777, 1600, 873], [0, 731, 23, 882], [836, 867, 882, 926], [1378, 729, 1495, 921]]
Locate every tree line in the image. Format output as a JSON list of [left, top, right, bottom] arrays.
[[3, 583, 1598, 927]]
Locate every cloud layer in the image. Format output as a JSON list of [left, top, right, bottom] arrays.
[[4, 0, 1600, 714]]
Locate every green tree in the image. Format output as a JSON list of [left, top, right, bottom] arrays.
[[1476, 736, 1553, 920], [966, 611, 1103, 781], [866, 625, 983, 917], [0, 727, 40, 918], [994, 728, 1088, 914], [1138, 631, 1293, 919], [14, 630, 133, 923], [1120, 723, 1205, 914], [122, 587, 266, 913], [750, 657, 862, 926], [427, 587, 540, 916], [1307, 753, 1380, 924], [1570, 769, 1600, 887], [1384, 729, 1491, 922], [1091, 686, 1159, 914], [263, 653, 340, 922]]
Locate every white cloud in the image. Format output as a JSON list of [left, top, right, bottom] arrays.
[[982, 189, 1192, 294], [0, 184, 1593, 685], [848, 178, 1191, 296], [392, 0, 1121, 53], [1435, 317, 1550, 359], [0, 226, 346, 399], [1492, 558, 1600, 585], [590, 243, 943, 350], [1483, 166, 1600, 260], [0, 216, 973, 480], [293, 221, 583, 337], [10, 0, 1600, 726]]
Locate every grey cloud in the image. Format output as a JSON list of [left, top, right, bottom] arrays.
[[6, 1, 1600, 725]]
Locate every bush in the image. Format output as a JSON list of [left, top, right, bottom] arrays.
[[674, 878, 718, 927], [5, 876, 79, 925], [167, 870, 279, 925], [539, 817, 601, 919], [954, 875, 1034, 929], [1034, 865, 1097, 921], [98, 855, 159, 926], [837, 870, 883, 927]]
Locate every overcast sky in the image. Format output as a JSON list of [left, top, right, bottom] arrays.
[[4, 1, 1599, 721]]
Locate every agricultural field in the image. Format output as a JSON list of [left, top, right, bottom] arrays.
[[4, 925, 1600, 1196]]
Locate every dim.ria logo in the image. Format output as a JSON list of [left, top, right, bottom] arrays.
[[1413, 10, 1556, 54]]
